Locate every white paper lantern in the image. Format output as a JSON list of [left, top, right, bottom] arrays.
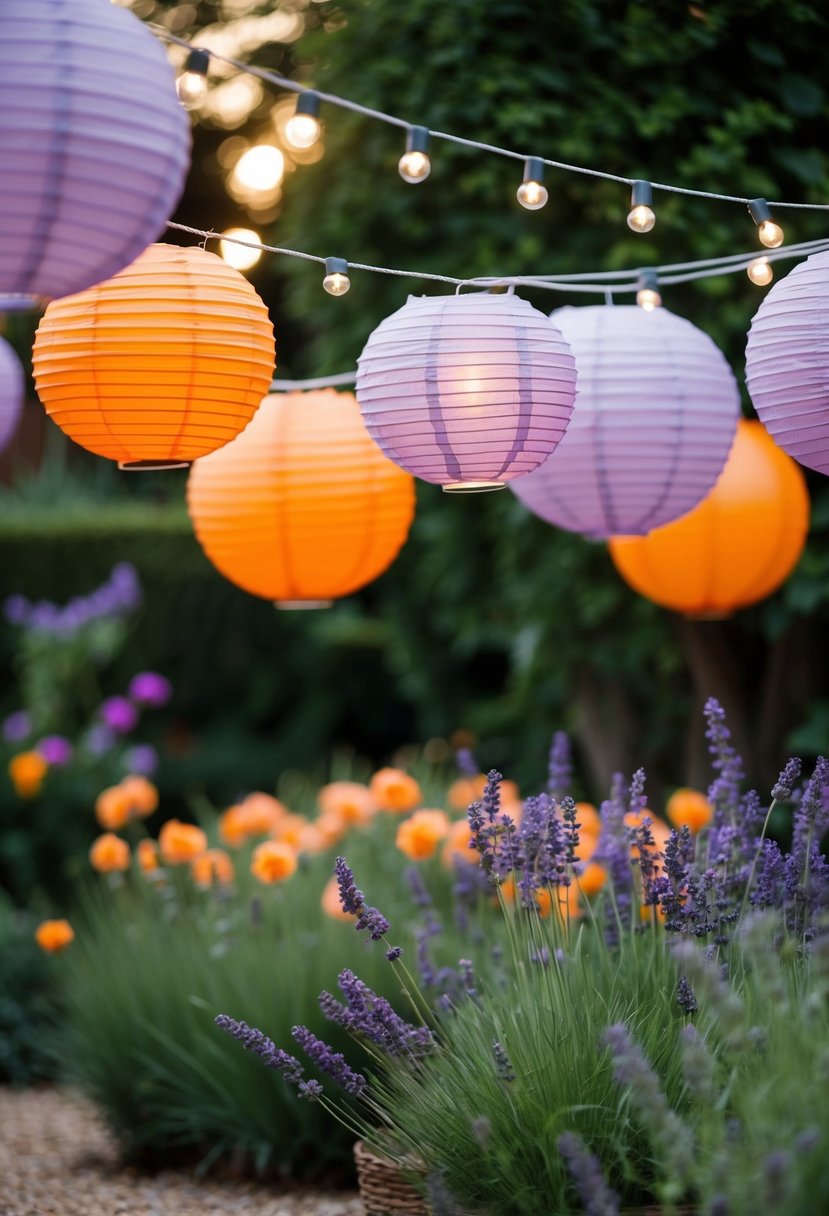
[[356, 292, 577, 492], [746, 249, 829, 475], [511, 305, 740, 538], [0, 0, 191, 303], [0, 337, 24, 455]]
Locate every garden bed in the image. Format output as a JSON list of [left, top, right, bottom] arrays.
[[0, 1087, 362, 1216]]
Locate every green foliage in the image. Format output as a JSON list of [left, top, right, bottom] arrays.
[[0, 894, 62, 1086]]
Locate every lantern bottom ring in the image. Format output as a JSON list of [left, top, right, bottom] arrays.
[[119, 460, 192, 472], [0, 294, 43, 312], [274, 600, 334, 611], [442, 480, 506, 494]]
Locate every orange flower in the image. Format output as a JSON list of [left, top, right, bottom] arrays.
[[136, 838, 160, 873], [35, 919, 74, 953], [666, 787, 713, 834], [251, 840, 298, 885], [501, 880, 581, 922], [95, 784, 133, 831], [640, 902, 667, 924], [218, 804, 251, 848], [89, 832, 130, 873], [574, 802, 601, 837], [447, 774, 487, 810], [315, 811, 347, 846], [274, 813, 313, 849], [242, 792, 287, 835], [396, 808, 450, 861], [576, 862, 608, 897], [158, 819, 207, 865], [318, 781, 377, 826], [369, 767, 422, 812], [574, 831, 598, 862], [321, 875, 356, 921], [441, 818, 480, 869], [8, 751, 48, 799], [625, 810, 672, 854], [192, 848, 235, 887], [120, 775, 159, 818]]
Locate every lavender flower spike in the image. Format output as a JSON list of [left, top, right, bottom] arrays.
[[548, 730, 572, 800], [335, 856, 365, 915], [291, 1024, 367, 1097], [771, 757, 801, 803], [214, 1014, 304, 1084], [492, 1040, 515, 1082], [557, 1131, 619, 1216]]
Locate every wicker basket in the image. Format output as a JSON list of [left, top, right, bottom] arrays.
[[354, 1139, 429, 1216]]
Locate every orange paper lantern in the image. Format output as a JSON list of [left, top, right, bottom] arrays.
[[609, 420, 809, 617], [187, 389, 415, 607], [32, 244, 275, 469]]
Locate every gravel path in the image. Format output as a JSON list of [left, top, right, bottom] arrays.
[[0, 1088, 364, 1216]]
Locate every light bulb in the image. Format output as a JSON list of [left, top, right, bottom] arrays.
[[177, 71, 208, 109], [399, 126, 431, 183], [285, 112, 321, 149], [399, 150, 430, 184], [219, 228, 262, 271], [747, 256, 773, 287], [758, 219, 784, 249], [322, 257, 350, 296], [517, 157, 547, 210], [636, 288, 662, 311], [233, 145, 285, 192], [627, 203, 656, 233], [627, 180, 655, 233], [176, 48, 210, 110]]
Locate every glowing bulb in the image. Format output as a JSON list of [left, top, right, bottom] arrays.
[[627, 180, 655, 233], [747, 256, 773, 287], [176, 49, 210, 110], [285, 112, 321, 149], [219, 228, 262, 272], [637, 288, 661, 311], [627, 204, 656, 233], [399, 126, 431, 184], [517, 180, 547, 210], [322, 257, 350, 296], [758, 219, 784, 249], [233, 145, 285, 192]]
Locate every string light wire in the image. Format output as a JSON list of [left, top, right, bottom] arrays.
[[152, 25, 829, 213]]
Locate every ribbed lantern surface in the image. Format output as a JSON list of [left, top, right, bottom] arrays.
[[746, 249, 829, 475], [32, 244, 275, 468], [0, 0, 191, 303], [609, 420, 809, 618], [512, 305, 740, 538], [187, 390, 416, 606], [355, 293, 577, 491], [0, 338, 24, 455]]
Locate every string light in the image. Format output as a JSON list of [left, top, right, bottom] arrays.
[[747, 256, 773, 287], [398, 126, 431, 184], [284, 91, 322, 150], [219, 227, 262, 271], [322, 257, 351, 296], [176, 48, 210, 110], [627, 180, 656, 233], [636, 270, 661, 311], [232, 144, 284, 191], [749, 198, 785, 249], [516, 158, 548, 211]]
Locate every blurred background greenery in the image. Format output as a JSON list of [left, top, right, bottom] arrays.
[[4, 0, 829, 832]]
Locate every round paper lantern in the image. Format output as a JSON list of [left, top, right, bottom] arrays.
[[0, 0, 190, 304], [746, 249, 829, 475], [0, 337, 24, 455], [355, 292, 577, 492], [186, 389, 415, 607], [512, 305, 740, 538], [32, 244, 275, 468], [608, 420, 809, 618]]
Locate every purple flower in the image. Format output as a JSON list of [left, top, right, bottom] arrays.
[[680, 1024, 718, 1105], [2, 710, 31, 743], [491, 1040, 515, 1082], [291, 1024, 367, 1096], [772, 757, 802, 803], [4, 594, 29, 626], [557, 1131, 619, 1216], [36, 736, 73, 766], [125, 744, 158, 777], [298, 1079, 323, 1101], [335, 856, 365, 916], [128, 671, 172, 708], [214, 1014, 304, 1085], [324, 969, 434, 1060], [99, 696, 138, 734], [455, 747, 478, 777], [85, 722, 116, 757], [676, 975, 698, 1014], [547, 730, 572, 800], [704, 698, 744, 826]]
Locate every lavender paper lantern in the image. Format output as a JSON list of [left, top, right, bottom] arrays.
[[0, 0, 191, 304], [0, 337, 24, 455], [511, 305, 740, 538], [355, 293, 577, 492], [746, 249, 829, 475]]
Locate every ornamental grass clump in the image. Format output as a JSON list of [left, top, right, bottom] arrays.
[[215, 702, 829, 1214]]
